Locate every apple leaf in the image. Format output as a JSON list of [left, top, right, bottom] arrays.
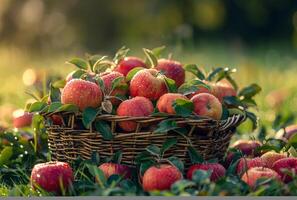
[[192, 169, 211, 185], [206, 67, 224, 81], [82, 107, 99, 129], [161, 138, 177, 156], [184, 64, 205, 80], [172, 99, 194, 117], [87, 54, 103, 67], [91, 55, 108, 72], [29, 102, 47, 113], [0, 147, 13, 166], [71, 69, 86, 80], [239, 83, 262, 99], [126, 67, 145, 81], [246, 111, 259, 130], [48, 102, 63, 113], [188, 146, 204, 164], [113, 46, 130, 64], [94, 120, 113, 140], [151, 46, 166, 58], [91, 151, 100, 166], [145, 144, 161, 158], [49, 84, 61, 103], [143, 48, 158, 67], [168, 156, 184, 173], [286, 134, 297, 149], [111, 76, 125, 93], [112, 150, 123, 164], [139, 160, 155, 176], [55, 104, 79, 113], [153, 119, 179, 134], [101, 100, 113, 114], [178, 83, 199, 96], [164, 77, 177, 93], [52, 79, 66, 88], [86, 164, 106, 187], [171, 180, 196, 195], [67, 58, 88, 70]]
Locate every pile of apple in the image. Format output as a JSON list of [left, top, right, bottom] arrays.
[[46, 46, 258, 133]]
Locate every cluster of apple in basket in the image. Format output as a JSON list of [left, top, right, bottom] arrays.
[[30, 138, 297, 194], [59, 49, 239, 132]]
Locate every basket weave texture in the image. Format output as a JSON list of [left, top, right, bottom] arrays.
[[46, 113, 245, 167]]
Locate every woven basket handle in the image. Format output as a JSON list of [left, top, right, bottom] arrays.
[[218, 114, 246, 132]]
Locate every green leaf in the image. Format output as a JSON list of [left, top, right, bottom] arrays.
[[126, 67, 145, 81], [239, 83, 261, 99], [86, 164, 106, 187], [178, 83, 200, 96], [140, 161, 155, 176], [94, 76, 105, 92], [71, 69, 86, 79], [91, 151, 100, 166], [172, 98, 194, 117], [111, 76, 125, 92], [49, 84, 61, 102], [67, 58, 88, 70], [143, 48, 158, 67], [192, 169, 211, 184], [188, 146, 204, 164], [286, 134, 297, 149], [246, 111, 259, 130], [0, 147, 13, 166], [82, 107, 99, 128], [164, 77, 177, 93], [48, 102, 63, 113], [145, 144, 161, 157], [94, 120, 113, 140], [171, 180, 196, 195], [113, 46, 130, 64], [206, 67, 224, 81], [153, 119, 179, 134], [112, 150, 123, 163], [184, 64, 205, 80], [29, 102, 47, 113], [151, 46, 166, 58], [52, 79, 66, 88], [161, 138, 177, 156], [87, 54, 103, 67], [56, 104, 79, 113], [168, 156, 184, 173], [92, 56, 110, 73], [223, 96, 244, 107]]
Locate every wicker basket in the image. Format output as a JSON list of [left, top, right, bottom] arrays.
[[45, 113, 245, 167]]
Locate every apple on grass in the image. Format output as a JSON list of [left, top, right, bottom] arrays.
[[187, 163, 226, 182], [98, 163, 131, 179], [61, 79, 103, 111], [231, 140, 262, 157], [261, 151, 287, 168], [142, 164, 182, 192], [12, 109, 33, 128], [241, 167, 280, 188], [116, 96, 154, 132], [275, 124, 297, 141], [129, 69, 167, 101], [155, 59, 185, 87], [190, 93, 222, 120], [31, 161, 74, 194], [157, 93, 189, 114], [114, 56, 147, 76], [272, 157, 297, 183]]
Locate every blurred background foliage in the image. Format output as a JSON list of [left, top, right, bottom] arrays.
[[0, 0, 297, 134]]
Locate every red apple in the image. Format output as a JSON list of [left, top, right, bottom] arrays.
[[211, 80, 237, 102], [155, 59, 185, 87], [116, 96, 154, 132], [114, 56, 147, 76], [100, 71, 128, 105], [276, 125, 297, 141], [241, 167, 280, 188], [61, 79, 102, 111], [272, 157, 297, 183], [98, 163, 131, 179], [31, 161, 74, 194], [12, 109, 33, 128], [130, 69, 167, 101], [187, 163, 226, 182], [187, 85, 212, 99], [190, 93, 222, 120], [142, 164, 182, 192], [261, 151, 287, 169], [237, 157, 265, 175], [231, 140, 262, 157], [157, 93, 189, 114]]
